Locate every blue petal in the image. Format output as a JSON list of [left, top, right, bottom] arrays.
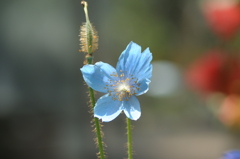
[[135, 78, 151, 96], [221, 150, 240, 159], [116, 42, 152, 80], [134, 63, 152, 95], [94, 94, 123, 122], [132, 48, 152, 81], [80, 62, 119, 93], [116, 41, 142, 76], [123, 96, 141, 120]]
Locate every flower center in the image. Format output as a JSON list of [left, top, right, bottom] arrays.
[[117, 83, 130, 92], [104, 71, 140, 101], [114, 82, 131, 101]]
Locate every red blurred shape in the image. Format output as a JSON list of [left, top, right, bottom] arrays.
[[186, 50, 240, 96], [202, 1, 240, 40]]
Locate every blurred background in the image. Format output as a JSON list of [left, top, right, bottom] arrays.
[[1, 0, 240, 158]]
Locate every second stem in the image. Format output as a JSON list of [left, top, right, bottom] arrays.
[[126, 118, 133, 159]]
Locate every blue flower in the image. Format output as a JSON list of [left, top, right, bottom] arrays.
[[220, 150, 240, 159], [80, 41, 152, 122]]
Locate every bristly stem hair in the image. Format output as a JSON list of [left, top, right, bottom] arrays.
[[80, 1, 105, 159]]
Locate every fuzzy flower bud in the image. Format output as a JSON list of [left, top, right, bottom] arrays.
[[79, 1, 98, 54]]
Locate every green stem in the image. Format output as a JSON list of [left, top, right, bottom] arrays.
[[88, 87, 105, 159], [126, 118, 133, 159], [81, 2, 105, 158], [86, 39, 105, 159]]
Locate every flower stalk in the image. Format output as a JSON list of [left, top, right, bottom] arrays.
[[80, 1, 105, 159], [89, 86, 105, 159], [126, 118, 133, 159]]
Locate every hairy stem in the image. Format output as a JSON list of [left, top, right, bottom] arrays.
[[80, 1, 106, 159], [88, 87, 105, 159], [126, 118, 133, 159]]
